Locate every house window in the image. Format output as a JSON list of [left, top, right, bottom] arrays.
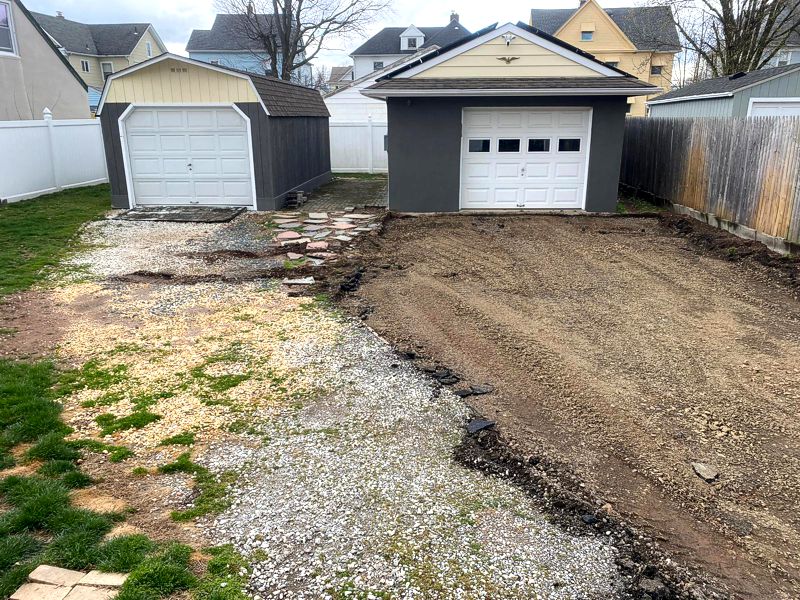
[[558, 138, 581, 152], [468, 139, 490, 152], [0, 1, 16, 54], [650, 65, 663, 75], [146, 41, 152, 58], [101, 61, 113, 80], [528, 138, 551, 152], [80, 60, 91, 73], [498, 139, 521, 152], [777, 51, 790, 66], [373, 61, 384, 70], [581, 31, 593, 41], [407, 37, 417, 49]]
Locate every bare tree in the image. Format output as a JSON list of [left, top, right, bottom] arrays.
[[214, 0, 391, 81], [312, 64, 331, 90], [652, 0, 800, 76]]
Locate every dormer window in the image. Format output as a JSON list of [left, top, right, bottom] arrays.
[[0, 1, 17, 54], [400, 25, 424, 51]]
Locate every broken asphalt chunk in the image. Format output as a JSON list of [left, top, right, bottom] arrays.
[[466, 419, 495, 434]]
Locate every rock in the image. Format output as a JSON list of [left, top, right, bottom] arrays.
[[308, 252, 337, 259], [304, 219, 328, 224], [453, 389, 473, 397], [334, 235, 353, 242], [347, 214, 375, 220], [638, 577, 668, 599], [331, 223, 357, 230], [306, 241, 329, 251], [581, 514, 599, 525], [691, 462, 719, 482], [313, 231, 332, 239], [277, 223, 302, 229], [466, 419, 495, 434], [303, 225, 327, 232], [276, 231, 302, 240], [286, 252, 304, 260], [280, 238, 311, 246], [28, 566, 84, 587], [470, 384, 494, 395], [282, 277, 315, 285], [308, 212, 328, 219]]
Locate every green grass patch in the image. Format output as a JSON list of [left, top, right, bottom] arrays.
[[95, 412, 162, 436], [56, 359, 129, 397], [158, 453, 235, 521], [194, 545, 250, 600], [98, 534, 157, 573], [282, 258, 306, 270], [72, 439, 134, 463], [118, 543, 197, 599], [0, 185, 109, 297], [333, 172, 387, 180], [159, 432, 195, 446], [131, 467, 149, 477]]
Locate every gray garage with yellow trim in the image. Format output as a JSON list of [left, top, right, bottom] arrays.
[[97, 53, 331, 211]]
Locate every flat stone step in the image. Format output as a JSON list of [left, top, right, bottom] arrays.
[[79, 571, 127, 587], [11, 583, 71, 600], [29, 566, 85, 588]]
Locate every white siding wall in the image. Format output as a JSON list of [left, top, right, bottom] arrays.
[[0, 112, 107, 202], [353, 54, 405, 79], [330, 120, 388, 173]]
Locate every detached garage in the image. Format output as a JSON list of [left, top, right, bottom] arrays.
[[97, 54, 331, 211], [362, 22, 660, 212]]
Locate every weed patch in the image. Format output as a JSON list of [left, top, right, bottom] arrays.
[[159, 432, 195, 446], [95, 411, 162, 436], [158, 453, 235, 521]]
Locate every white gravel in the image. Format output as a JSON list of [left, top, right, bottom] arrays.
[[202, 323, 625, 599]]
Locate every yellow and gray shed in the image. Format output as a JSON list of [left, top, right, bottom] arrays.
[[96, 53, 331, 210]]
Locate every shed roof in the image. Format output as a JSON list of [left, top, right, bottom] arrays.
[[530, 6, 680, 52], [328, 66, 353, 83], [351, 20, 471, 56], [651, 64, 800, 103], [97, 54, 328, 117], [32, 11, 153, 56]]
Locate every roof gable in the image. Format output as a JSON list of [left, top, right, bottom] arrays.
[[31, 11, 153, 56], [650, 64, 800, 104], [553, 0, 636, 52], [382, 22, 628, 80], [351, 21, 471, 56], [530, 4, 680, 52]]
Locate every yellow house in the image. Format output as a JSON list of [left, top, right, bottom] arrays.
[[530, 0, 679, 116], [30, 11, 167, 112]]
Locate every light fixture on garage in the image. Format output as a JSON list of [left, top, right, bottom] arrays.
[[502, 33, 516, 46]]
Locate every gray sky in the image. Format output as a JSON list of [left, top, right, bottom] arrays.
[[26, 0, 642, 69]]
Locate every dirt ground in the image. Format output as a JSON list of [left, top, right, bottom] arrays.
[[344, 213, 800, 599]]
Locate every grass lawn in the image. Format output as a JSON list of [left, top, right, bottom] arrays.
[[0, 185, 110, 298]]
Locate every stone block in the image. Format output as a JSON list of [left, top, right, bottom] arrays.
[[64, 586, 117, 600], [11, 583, 71, 600], [78, 572, 128, 587], [28, 566, 85, 587]]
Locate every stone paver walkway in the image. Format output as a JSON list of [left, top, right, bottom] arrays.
[[11, 565, 126, 600]]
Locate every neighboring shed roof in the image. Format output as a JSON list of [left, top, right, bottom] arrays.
[[651, 64, 800, 103], [328, 66, 353, 83], [97, 54, 328, 118], [187, 13, 280, 52], [326, 47, 439, 97], [363, 76, 659, 97], [32, 11, 152, 55], [351, 20, 471, 56], [530, 6, 680, 52]]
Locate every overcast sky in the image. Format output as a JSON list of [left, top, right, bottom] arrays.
[[26, 0, 642, 70]]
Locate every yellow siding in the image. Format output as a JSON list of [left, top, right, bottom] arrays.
[[553, 0, 636, 52], [127, 28, 165, 65], [68, 55, 129, 88], [105, 58, 259, 104], [413, 34, 601, 79]]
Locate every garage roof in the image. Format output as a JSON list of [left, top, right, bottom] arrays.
[[363, 76, 659, 97], [97, 54, 328, 118]]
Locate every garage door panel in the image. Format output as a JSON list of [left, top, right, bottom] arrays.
[[125, 107, 253, 208], [461, 108, 589, 210]]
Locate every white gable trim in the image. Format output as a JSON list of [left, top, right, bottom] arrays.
[[96, 53, 269, 116], [394, 22, 623, 79]]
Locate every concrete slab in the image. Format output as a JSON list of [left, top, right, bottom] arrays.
[[78, 572, 128, 588], [11, 583, 71, 600], [29, 566, 85, 588], [64, 586, 117, 600]]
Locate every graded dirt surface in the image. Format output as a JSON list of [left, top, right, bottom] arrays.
[[346, 214, 800, 599]]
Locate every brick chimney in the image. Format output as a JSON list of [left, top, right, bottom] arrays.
[[450, 11, 459, 23]]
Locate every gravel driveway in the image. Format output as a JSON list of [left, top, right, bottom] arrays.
[[10, 212, 631, 598]]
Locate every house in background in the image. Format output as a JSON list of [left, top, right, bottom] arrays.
[[768, 27, 800, 67], [327, 66, 353, 91], [32, 11, 166, 112], [0, 0, 88, 120], [362, 22, 659, 213], [187, 13, 312, 84], [648, 64, 800, 117], [530, 0, 679, 116], [350, 12, 470, 79]]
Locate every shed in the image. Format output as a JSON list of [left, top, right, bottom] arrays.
[[96, 53, 331, 211], [362, 22, 659, 212], [648, 64, 800, 117]]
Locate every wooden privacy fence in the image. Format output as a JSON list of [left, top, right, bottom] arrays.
[[620, 116, 800, 245]]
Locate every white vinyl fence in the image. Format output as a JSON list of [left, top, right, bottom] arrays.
[[329, 118, 388, 173], [0, 108, 108, 203]]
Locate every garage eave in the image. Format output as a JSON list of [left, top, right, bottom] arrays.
[[363, 86, 661, 99]]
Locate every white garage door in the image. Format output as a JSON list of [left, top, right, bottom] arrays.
[[748, 99, 800, 117], [124, 107, 254, 207], [460, 108, 591, 210]]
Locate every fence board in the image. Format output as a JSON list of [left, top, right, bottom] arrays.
[[329, 121, 388, 173], [621, 116, 800, 245]]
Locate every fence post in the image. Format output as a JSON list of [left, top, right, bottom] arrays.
[[367, 115, 374, 174], [42, 107, 62, 192]]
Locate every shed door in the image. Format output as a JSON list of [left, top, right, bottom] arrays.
[[124, 107, 254, 207], [460, 108, 591, 210], [748, 99, 800, 117]]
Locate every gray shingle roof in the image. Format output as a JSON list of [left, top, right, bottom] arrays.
[[248, 72, 329, 117], [31, 12, 152, 56], [350, 20, 471, 56], [364, 76, 659, 94], [328, 66, 353, 83], [187, 14, 280, 52], [530, 6, 680, 52], [652, 64, 800, 102]]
